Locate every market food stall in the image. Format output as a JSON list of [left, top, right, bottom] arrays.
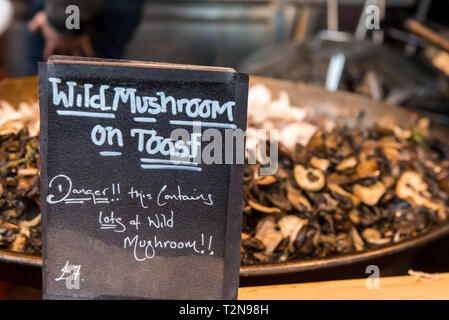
[[1, 0, 449, 301]]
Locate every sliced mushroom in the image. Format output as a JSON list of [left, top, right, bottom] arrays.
[[275, 167, 290, 180], [307, 130, 324, 151], [248, 199, 282, 214], [393, 126, 412, 141], [256, 175, 277, 186], [243, 204, 252, 214], [382, 175, 396, 189], [324, 133, 339, 150], [336, 156, 357, 171], [278, 215, 308, 251], [241, 232, 250, 241], [252, 252, 270, 262], [349, 209, 360, 225], [10, 233, 27, 253], [437, 205, 447, 221], [18, 213, 41, 228], [338, 144, 353, 158], [377, 113, 396, 133], [1, 222, 20, 231], [319, 234, 336, 246], [328, 183, 360, 207], [17, 176, 34, 191], [353, 182, 386, 206], [378, 114, 412, 140], [350, 227, 364, 251], [336, 233, 353, 253], [18, 168, 39, 176], [20, 226, 31, 238], [315, 193, 339, 212], [362, 228, 390, 246], [287, 186, 312, 212], [266, 193, 292, 211], [310, 156, 330, 172], [255, 217, 284, 255], [356, 159, 379, 179], [379, 137, 402, 150], [294, 165, 325, 192], [5, 209, 18, 218], [242, 237, 266, 252], [396, 171, 439, 211], [383, 147, 400, 161], [326, 172, 354, 185]]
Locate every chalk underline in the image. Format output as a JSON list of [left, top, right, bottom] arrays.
[[134, 117, 156, 123], [56, 110, 115, 119], [140, 158, 199, 166], [141, 164, 202, 172], [100, 151, 122, 156], [169, 120, 237, 129]]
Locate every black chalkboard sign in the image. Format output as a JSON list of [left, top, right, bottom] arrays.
[[39, 56, 248, 299]]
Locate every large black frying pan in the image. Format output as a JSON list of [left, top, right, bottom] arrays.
[[1, 76, 449, 288]]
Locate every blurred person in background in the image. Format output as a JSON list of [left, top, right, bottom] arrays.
[[0, 0, 13, 78], [26, 0, 144, 74]]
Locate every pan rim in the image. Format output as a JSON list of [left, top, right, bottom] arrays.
[[1, 223, 448, 276], [240, 223, 449, 276]]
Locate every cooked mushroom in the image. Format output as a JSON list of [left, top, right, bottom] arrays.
[[326, 172, 355, 185], [255, 217, 284, 255], [310, 156, 330, 172], [248, 199, 282, 214], [393, 126, 412, 140], [315, 193, 339, 212], [10, 233, 27, 253], [256, 175, 277, 186], [381, 175, 396, 189], [328, 183, 360, 207], [350, 227, 364, 251], [287, 186, 312, 212], [18, 213, 41, 228], [324, 133, 339, 150], [336, 233, 353, 253], [294, 165, 325, 191], [19, 225, 31, 238], [265, 193, 292, 211], [353, 182, 386, 206], [356, 159, 379, 179], [242, 237, 266, 252], [319, 234, 336, 246], [307, 130, 324, 151], [242, 101, 449, 265], [336, 156, 357, 171], [349, 209, 360, 225], [396, 171, 439, 211], [17, 168, 39, 176], [362, 228, 390, 246], [278, 215, 308, 251], [362, 228, 380, 239]]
